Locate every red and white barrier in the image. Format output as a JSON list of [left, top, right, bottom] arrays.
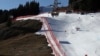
[[41, 17, 66, 56]]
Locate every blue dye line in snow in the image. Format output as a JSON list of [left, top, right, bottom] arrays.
[[59, 41, 71, 44]]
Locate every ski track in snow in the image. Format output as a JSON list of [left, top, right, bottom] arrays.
[[17, 12, 100, 56]]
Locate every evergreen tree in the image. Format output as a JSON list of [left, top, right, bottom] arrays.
[[24, 2, 30, 15], [69, 0, 100, 12]]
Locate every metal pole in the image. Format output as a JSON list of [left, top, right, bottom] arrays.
[[53, 0, 58, 11]]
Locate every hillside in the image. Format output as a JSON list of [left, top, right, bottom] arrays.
[[0, 19, 53, 56], [0, 33, 53, 56]]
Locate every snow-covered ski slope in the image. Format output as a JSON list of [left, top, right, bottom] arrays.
[[17, 12, 100, 56], [38, 12, 100, 56]]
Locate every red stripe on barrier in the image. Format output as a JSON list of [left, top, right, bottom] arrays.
[[44, 17, 66, 56], [42, 17, 66, 56], [42, 20, 59, 56], [41, 17, 60, 56]]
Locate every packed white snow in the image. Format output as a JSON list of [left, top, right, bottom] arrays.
[[38, 12, 100, 56]]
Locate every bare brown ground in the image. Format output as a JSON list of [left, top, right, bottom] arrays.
[[0, 33, 53, 56]]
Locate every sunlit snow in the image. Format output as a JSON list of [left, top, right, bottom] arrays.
[[38, 12, 100, 56]]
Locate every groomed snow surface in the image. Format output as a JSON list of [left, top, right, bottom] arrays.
[[38, 12, 100, 56]]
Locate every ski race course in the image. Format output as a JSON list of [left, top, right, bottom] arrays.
[[16, 12, 100, 56]]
